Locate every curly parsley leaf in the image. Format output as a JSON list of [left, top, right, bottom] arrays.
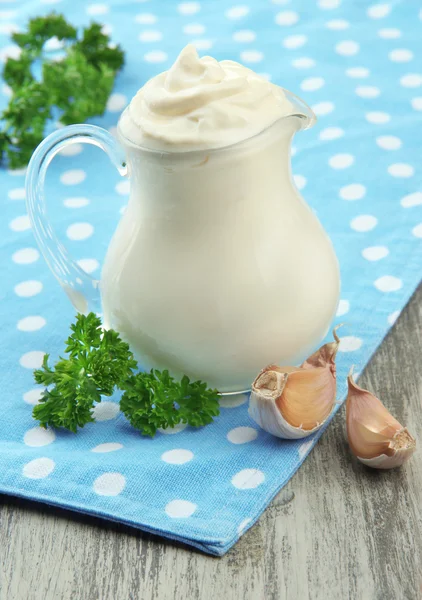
[[33, 313, 137, 433], [120, 370, 221, 437], [0, 13, 124, 169], [32, 313, 221, 436]]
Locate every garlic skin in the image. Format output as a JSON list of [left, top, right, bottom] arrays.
[[346, 371, 416, 469], [248, 329, 340, 439]]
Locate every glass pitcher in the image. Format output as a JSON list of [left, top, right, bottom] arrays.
[[26, 92, 340, 393]]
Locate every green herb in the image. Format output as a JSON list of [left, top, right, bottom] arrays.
[[120, 371, 221, 437], [33, 313, 221, 436], [33, 313, 136, 433], [0, 14, 124, 169]]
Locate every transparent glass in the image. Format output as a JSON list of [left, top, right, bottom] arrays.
[[26, 100, 340, 394]]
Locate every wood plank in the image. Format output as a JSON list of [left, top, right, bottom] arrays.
[[1, 285, 421, 600]]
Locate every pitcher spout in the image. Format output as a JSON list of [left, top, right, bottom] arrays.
[[283, 89, 317, 131]]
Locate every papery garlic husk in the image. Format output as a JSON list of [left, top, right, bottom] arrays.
[[248, 328, 340, 439], [346, 371, 416, 469]]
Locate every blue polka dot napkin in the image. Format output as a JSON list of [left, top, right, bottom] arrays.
[[1, 0, 421, 556]]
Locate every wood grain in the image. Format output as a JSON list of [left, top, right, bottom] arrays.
[[1, 285, 421, 600]]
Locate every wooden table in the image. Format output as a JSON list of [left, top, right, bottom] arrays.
[[1, 285, 421, 600]]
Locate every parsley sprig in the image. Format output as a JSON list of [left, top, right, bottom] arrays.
[[0, 13, 124, 169], [33, 313, 221, 436]]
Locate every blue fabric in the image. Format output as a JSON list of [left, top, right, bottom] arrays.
[[1, 0, 421, 556]]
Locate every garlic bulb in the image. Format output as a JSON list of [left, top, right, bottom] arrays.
[[346, 370, 416, 469], [248, 329, 340, 439]]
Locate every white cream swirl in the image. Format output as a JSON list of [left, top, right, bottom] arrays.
[[118, 45, 294, 151]]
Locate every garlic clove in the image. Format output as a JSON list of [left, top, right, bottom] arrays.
[[346, 370, 416, 469], [248, 329, 340, 439]]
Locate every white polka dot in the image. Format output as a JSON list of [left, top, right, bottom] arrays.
[[66, 222, 94, 241], [0, 44, 22, 62], [401, 192, 422, 208], [293, 174, 306, 190], [350, 215, 378, 232], [292, 57, 315, 69], [158, 422, 188, 434], [376, 135, 402, 150], [93, 472, 126, 496], [329, 153, 354, 169], [191, 39, 213, 50], [227, 427, 258, 444], [178, 2, 200, 14], [346, 67, 370, 78], [23, 388, 43, 405], [339, 336, 363, 352], [283, 34, 307, 49], [64, 197, 90, 208], [298, 439, 314, 459], [115, 180, 130, 195], [8, 187, 25, 200], [318, 0, 340, 8], [17, 316, 46, 332], [14, 280, 43, 297], [77, 258, 100, 273], [319, 127, 344, 140], [275, 10, 299, 26], [400, 74, 422, 88], [411, 97, 422, 111], [231, 469, 265, 490], [233, 30, 256, 42], [336, 299, 350, 317], [388, 310, 400, 325], [225, 5, 249, 19], [219, 393, 248, 408], [59, 143, 83, 157], [340, 183, 366, 200], [362, 246, 389, 261], [326, 19, 349, 30], [165, 499, 197, 518], [312, 101, 334, 116], [86, 3, 108, 14], [24, 426, 55, 447], [106, 93, 127, 112], [60, 170, 86, 185], [368, 3, 391, 18], [12, 248, 39, 265], [389, 49, 413, 63], [23, 457, 55, 480], [378, 28, 401, 39], [300, 77, 325, 92], [237, 518, 252, 534], [412, 223, 422, 238], [144, 50, 168, 63], [183, 23, 205, 35], [92, 402, 119, 421], [20, 351, 45, 369], [139, 30, 163, 42], [135, 13, 157, 24], [9, 215, 30, 232], [101, 24, 113, 35], [92, 443, 123, 453], [240, 50, 263, 63], [374, 275, 402, 292], [388, 163, 414, 178], [336, 40, 359, 56], [0, 10, 16, 19], [355, 85, 380, 98], [365, 111, 391, 124], [161, 449, 194, 464]]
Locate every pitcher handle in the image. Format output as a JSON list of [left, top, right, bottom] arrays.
[[25, 124, 127, 314]]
